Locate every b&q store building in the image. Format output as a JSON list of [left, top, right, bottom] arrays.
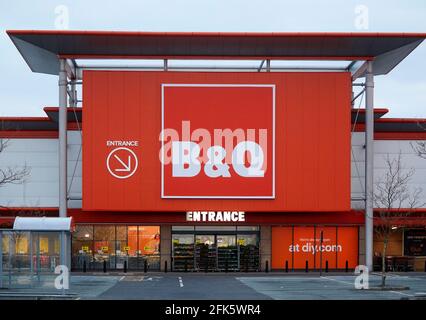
[[1, 31, 426, 272]]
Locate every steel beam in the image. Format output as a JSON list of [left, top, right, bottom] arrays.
[[352, 61, 368, 81], [365, 60, 374, 272]]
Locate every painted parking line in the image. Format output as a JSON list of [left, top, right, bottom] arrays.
[[320, 276, 354, 286], [178, 276, 184, 288], [118, 275, 146, 281], [390, 291, 413, 297]]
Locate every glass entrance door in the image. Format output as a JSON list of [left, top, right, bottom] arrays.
[[195, 235, 216, 271], [172, 234, 195, 271], [217, 235, 238, 271], [238, 234, 260, 272], [171, 226, 260, 272]]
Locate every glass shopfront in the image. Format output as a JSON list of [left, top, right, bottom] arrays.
[[71, 225, 160, 271], [172, 226, 260, 272]]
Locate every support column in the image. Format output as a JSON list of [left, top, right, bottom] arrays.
[[160, 225, 171, 271], [59, 59, 68, 218], [260, 226, 272, 271], [365, 61, 374, 272], [58, 60, 70, 270], [358, 226, 366, 266]]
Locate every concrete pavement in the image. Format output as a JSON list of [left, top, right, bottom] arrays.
[[1, 272, 426, 300]]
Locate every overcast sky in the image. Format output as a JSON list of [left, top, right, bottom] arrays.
[[0, 0, 425, 118]]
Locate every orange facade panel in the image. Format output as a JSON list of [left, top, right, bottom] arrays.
[[272, 226, 358, 270], [83, 71, 351, 212]]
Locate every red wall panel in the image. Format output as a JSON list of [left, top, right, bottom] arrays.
[[272, 226, 359, 270], [83, 71, 351, 212]]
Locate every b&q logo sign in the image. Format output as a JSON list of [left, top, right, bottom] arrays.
[[161, 84, 275, 198]]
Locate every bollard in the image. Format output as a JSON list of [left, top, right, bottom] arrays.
[[325, 261, 329, 273], [285, 260, 288, 273], [245, 260, 249, 273], [83, 260, 87, 273], [345, 260, 349, 273], [124, 260, 127, 273], [144, 260, 148, 273], [103, 260, 107, 273], [265, 260, 269, 273], [305, 261, 308, 273], [165, 261, 168, 273]]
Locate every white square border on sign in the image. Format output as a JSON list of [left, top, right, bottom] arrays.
[[161, 83, 276, 199]]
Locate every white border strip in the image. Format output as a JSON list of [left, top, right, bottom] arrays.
[[161, 83, 276, 199]]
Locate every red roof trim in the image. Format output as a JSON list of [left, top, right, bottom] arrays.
[[352, 108, 389, 115], [43, 106, 81, 113], [0, 131, 59, 139], [373, 132, 426, 140], [0, 207, 59, 211], [0, 117, 51, 122], [377, 118, 426, 123]]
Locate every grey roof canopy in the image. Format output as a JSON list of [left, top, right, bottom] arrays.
[[6, 30, 426, 76], [13, 217, 72, 231]]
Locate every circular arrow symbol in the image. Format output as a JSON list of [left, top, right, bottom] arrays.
[[106, 147, 139, 179]]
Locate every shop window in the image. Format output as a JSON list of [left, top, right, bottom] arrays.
[[404, 229, 426, 256], [116, 226, 127, 241], [74, 225, 94, 241], [138, 226, 160, 255], [127, 226, 138, 256], [94, 225, 115, 241], [73, 240, 93, 256], [373, 228, 403, 257], [71, 224, 161, 271]]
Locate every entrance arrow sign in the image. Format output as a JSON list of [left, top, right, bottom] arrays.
[[113, 154, 132, 172], [106, 147, 139, 179]]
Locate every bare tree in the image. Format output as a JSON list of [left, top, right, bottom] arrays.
[[0, 138, 30, 188], [411, 141, 426, 159], [411, 121, 426, 159], [373, 153, 424, 287]]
